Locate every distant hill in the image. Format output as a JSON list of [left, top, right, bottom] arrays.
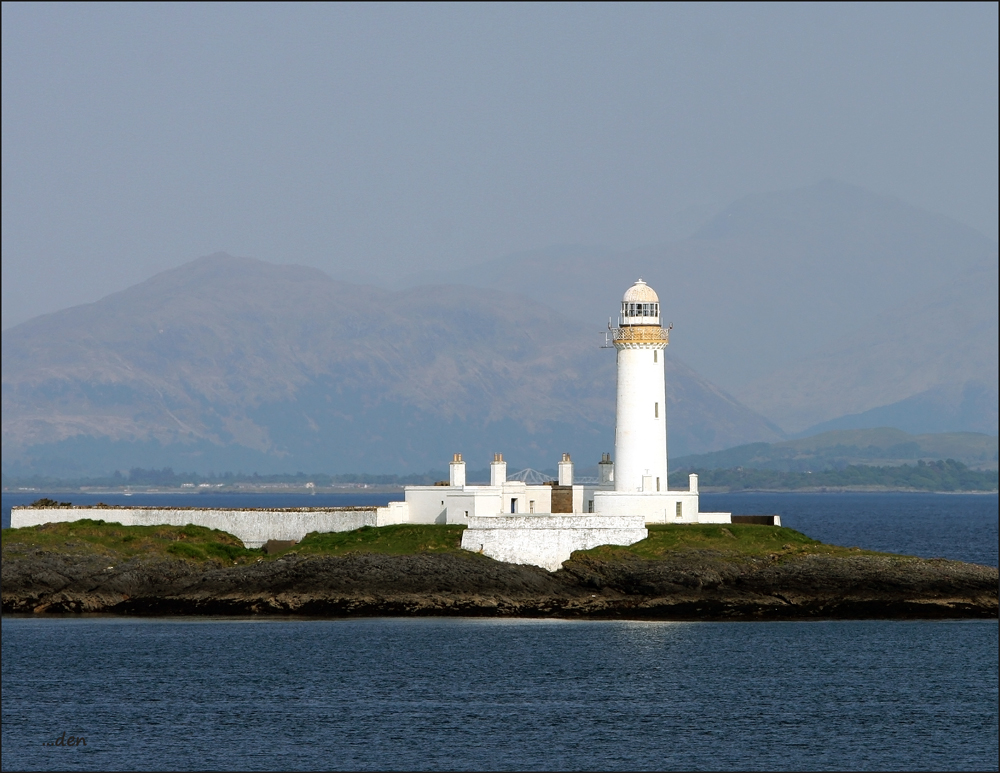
[[6, 179, 995, 475], [1, 254, 782, 477], [671, 428, 999, 473], [669, 460, 997, 493], [396, 180, 998, 436], [738, 261, 998, 433]]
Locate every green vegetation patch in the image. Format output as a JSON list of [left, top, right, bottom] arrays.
[[576, 523, 881, 561], [1, 519, 257, 563], [2, 520, 891, 568], [295, 524, 466, 556]]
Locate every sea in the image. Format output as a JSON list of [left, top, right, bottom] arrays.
[[2, 492, 997, 771]]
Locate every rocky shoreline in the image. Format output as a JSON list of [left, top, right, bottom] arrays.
[[3, 549, 996, 620]]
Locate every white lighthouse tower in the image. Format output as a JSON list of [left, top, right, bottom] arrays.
[[591, 278, 731, 527], [612, 279, 670, 494]]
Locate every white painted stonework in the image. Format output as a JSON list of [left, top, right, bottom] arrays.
[[9, 503, 409, 549], [461, 514, 648, 572]]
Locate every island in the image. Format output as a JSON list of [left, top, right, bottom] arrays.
[[3, 521, 996, 620]]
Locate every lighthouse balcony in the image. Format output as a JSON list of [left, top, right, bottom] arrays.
[[611, 326, 669, 345]]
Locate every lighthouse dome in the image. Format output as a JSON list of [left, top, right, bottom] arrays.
[[620, 279, 661, 326], [622, 279, 659, 303]]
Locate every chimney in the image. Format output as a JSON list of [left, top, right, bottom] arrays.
[[450, 453, 466, 487], [558, 453, 574, 486], [490, 453, 507, 486], [598, 452, 614, 485], [689, 473, 699, 494]]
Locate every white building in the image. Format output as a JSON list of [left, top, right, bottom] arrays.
[[405, 279, 732, 570]]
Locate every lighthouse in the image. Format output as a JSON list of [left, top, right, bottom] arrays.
[[611, 279, 670, 493], [418, 275, 735, 570]]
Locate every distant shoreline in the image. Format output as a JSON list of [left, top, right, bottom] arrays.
[[5, 486, 998, 496], [699, 487, 999, 494]]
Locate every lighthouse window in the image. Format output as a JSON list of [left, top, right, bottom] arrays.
[[654, 402, 659, 418], [656, 477, 660, 491], [653, 350, 657, 362]]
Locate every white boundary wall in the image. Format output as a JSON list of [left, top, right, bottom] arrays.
[[9, 503, 410, 549], [462, 514, 648, 572], [593, 491, 731, 524]]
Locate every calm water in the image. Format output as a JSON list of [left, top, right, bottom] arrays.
[[2, 493, 997, 770], [2, 618, 997, 771]]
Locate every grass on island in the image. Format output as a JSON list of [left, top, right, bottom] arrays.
[[578, 523, 884, 561], [2, 519, 883, 565], [294, 524, 466, 556], [0, 520, 467, 563], [1, 519, 258, 563]]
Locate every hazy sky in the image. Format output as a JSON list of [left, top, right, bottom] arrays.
[[3, 2, 997, 329]]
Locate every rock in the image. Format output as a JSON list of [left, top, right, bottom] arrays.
[[1, 548, 996, 620]]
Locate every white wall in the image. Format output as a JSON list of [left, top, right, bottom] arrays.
[[462, 513, 648, 571], [499, 480, 528, 513], [411, 481, 552, 524], [523, 484, 552, 514], [593, 491, 729, 524], [697, 512, 733, 524], [446, 489, 501, 524], [10, 504, 411, 548], [404, 486, 449, 524]]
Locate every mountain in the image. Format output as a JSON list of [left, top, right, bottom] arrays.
[[738, 261, 998, 433], [671, 428, 999, 473], [7, 180, 994, 475], [1, 254, 782, 477], [395, 180, 998, 435]]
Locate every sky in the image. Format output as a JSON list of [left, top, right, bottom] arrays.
[[2, 2, 997, 330]]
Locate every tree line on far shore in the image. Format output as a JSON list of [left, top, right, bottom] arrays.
[[4, 458, 997, 492], [667, 459, 998, 492]]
